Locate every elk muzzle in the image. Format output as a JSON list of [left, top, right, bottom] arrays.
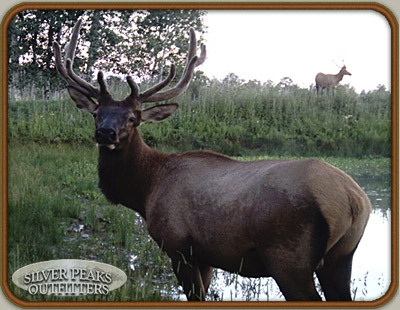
[[95, 128, 119, 150]]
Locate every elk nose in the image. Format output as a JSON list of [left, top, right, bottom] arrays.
[[95, 128, 117, 144]]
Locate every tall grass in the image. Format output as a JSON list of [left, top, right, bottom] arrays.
[[8, 80, 391, 158]]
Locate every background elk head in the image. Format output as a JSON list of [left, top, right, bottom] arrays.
[[54, 18, 206, 150], [338, 65, 352, 77]]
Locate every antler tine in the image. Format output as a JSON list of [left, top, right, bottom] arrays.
[[97, 71, 110, 95], [54, 17, 100, 98], [54, 41, 75, 84], [127, 76, 140, 99], [195, 43, 207, 67], [64, 18, 82, 65], [141, 57, 199, 103], [140, 28, 206, 104], [63, 59, 95, 97], [182, 28, 197, 75], [139, 64, 176, 99], [65, 59, 100, 96]]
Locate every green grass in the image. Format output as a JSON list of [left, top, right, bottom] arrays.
[[7, 142, 180, 302], [8, 81, 391, 158], [6, 142, 390, 302]]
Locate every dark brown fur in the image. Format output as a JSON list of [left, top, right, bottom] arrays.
[[54, 20, 371, 301]]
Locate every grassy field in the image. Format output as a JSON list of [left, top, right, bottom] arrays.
[[6, 80, 392, 301]]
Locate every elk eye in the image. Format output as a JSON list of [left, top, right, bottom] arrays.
[[92, 112, 97, 119], [128, 116, 135, 123]]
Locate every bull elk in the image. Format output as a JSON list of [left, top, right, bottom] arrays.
[[315, 66, 352, 94], [54, 19, 371, 301]]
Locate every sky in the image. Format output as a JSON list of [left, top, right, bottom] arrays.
[[200, 10, 391, 93]]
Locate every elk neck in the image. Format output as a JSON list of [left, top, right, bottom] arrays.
[[335, 71, 346, 83], [97, 128, 169, 219]]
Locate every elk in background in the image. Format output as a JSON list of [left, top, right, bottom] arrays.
[[315, 65, 352, 94], [54, 19, 370, 301]]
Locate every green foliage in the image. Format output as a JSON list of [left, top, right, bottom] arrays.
[[8, 99, 94, 144], [8, 10, 84, 97], [8, 10, 207, 99], [127, 10, 206, 79], [8, 80, 391, 158]]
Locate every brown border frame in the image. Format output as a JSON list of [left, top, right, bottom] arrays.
[[1, 2, 398, 308]]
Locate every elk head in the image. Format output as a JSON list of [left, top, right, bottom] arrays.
[[339, 65, 352, 77], [54, 18, 206, 150]]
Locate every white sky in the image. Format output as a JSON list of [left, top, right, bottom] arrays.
[[201, 10, 391, 92]]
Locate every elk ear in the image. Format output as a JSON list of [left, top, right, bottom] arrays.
[[141, 103, 179, 123], [67, 87, 98, 113]]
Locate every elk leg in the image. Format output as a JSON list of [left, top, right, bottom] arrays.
[[259, 249, 321, 301], [316, 251, 355, 301], [199, 264, 213, 292], [317, 223, 365, 302], [170, 253, 206, 301], [273, 269, 322, 301]]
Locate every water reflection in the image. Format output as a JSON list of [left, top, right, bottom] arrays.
[[201, 172, 392, 301], [351, 211, 391, 301]]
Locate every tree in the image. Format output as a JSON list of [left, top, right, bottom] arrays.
[[131, 10, 206, 81], [8, 10, 84, 97], [277, 77, 294, 88], [222, 73, 244, 87], [8, 9, 207, 99]]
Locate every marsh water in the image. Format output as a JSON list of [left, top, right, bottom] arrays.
[[164, 167, 392, 302]]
